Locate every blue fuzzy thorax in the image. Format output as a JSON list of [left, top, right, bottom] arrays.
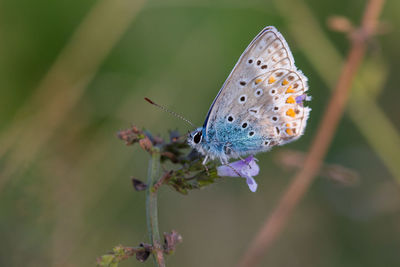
[[188, 119, 269, 164]]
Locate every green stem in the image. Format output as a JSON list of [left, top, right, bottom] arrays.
[[146, 148, 165, 267]]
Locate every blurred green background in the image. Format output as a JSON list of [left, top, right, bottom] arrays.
[[1, 0, 400, 266]]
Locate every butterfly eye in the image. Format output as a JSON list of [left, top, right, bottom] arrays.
[[193, 132, 202, 144]]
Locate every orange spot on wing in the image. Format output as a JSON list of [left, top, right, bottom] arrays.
[[286, 108, 295, 117], [282, 79, 289, 85], [285, 85, 295, 93], [286, 96, 295, 104], [255, 78, 262, 84], [286, 128, 293, 135], [268, 76, 276, 84]]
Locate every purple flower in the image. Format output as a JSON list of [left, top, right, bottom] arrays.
[[217, 156, 260, 192]]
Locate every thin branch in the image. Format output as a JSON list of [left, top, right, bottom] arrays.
[[236, 0, 385, 266], [146, 148, 166, 267]]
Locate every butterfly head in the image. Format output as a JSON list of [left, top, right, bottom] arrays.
[[187, 127, 204, 150]]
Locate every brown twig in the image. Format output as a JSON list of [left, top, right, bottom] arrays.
[[275, 150, 359, 186], [236, 0, 385, 266], [154, 171, 174, 191]]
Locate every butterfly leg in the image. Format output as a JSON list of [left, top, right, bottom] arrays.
[[202, 155, 210, 176], [226, 144, 252, 169], [202, 155, 209, 165]]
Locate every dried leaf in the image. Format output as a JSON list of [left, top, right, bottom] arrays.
[[136, 243, 152, 262], [131, 178, 147, 191], [161, 151, 178, 163], [163, 230, 183, 254], [139, 137, 153, 152], [153, 171, 173, 191], [169, 130, 182, 143], [117, 126, 142, 145], [135, 249, 150, 262]]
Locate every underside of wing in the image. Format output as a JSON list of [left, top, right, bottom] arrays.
[[204, 67, 310, 160], [204, 26, 297, 133]]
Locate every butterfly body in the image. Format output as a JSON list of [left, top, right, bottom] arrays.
[[188, 26, 311, 165]]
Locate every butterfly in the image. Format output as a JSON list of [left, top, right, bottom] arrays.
[[188, 26, 311, 165]]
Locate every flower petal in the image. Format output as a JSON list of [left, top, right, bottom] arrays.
[[246, 176, 258, 192], [217, 165, 240, 177], [242, 158, 260, 177], [217, 156, 260, 192]]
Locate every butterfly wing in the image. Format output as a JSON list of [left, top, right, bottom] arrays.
[[203, 26, 310, 159], [203, 26, 296, 128]]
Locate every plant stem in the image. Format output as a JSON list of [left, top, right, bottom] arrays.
[[146, 147, 165, 267]]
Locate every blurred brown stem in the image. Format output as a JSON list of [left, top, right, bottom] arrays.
[[237, 0, 385, 266]]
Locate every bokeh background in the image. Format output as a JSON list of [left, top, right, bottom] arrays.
[[1, 0, 400, 266]]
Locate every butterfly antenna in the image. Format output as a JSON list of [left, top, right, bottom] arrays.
[[144, 97, 195, 128]]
